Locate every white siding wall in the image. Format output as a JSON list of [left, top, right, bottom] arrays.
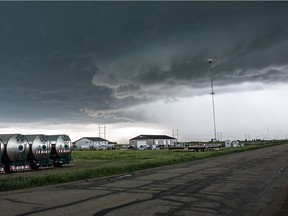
[[130, 138, 176, 149], [154, 139, 175, 147], [76, 138, 108, 150], [93, 141, 108, 149], [75, 138, 93, 149], [225, 140, 231, 147], [136, 140, 147, 148]]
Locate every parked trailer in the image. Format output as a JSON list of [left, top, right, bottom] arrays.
[[0, 134, 30, 173], [169, 144, 220, 152], [25, 135, 53, 169], [0, 138, 5, 173], [47, 135, 72, 166]]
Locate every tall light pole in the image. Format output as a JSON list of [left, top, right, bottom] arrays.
[[208, 59, 217, 141]]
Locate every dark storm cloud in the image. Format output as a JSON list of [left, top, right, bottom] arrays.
[[0, 2, 287, 123]]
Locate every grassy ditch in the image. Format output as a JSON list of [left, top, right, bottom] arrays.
[[0, 141, 285, 191]]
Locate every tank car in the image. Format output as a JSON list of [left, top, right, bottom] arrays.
[[0, 134, 30, 172], [25, 135, 53, 169], [0, 138, 5, 173], [47, 135, 72, 166]]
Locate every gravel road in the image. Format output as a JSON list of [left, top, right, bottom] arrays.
[[1, 144, 288, 216]]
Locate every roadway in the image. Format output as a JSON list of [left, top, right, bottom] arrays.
[[1, 144, 288, 216]]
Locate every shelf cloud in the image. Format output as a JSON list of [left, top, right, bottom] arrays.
[[0, 2, 287, 140]]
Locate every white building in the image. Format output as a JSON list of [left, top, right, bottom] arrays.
[[74, 137, 109, 150], [129, 135, 176, 149], [225, 140, 231, 147], [225, 140, 241, 147]]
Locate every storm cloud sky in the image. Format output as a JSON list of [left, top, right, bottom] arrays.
[[0, 2, 287, 142]]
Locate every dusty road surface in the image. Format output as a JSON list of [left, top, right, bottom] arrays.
[[1, 144, 288, 216]]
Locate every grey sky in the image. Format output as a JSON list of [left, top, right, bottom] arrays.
[[0, 2, 287, 141]]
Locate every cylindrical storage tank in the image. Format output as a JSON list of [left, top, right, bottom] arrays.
[[47, 135, 72, 166], [0, 138, 4, 160], [0, 134, 30, 172], [0, 138, 5, 173], [25, 135, 51, 161], [25, 135, 53, 169]]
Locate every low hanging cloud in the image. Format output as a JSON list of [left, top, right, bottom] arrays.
[[0, 2, 287, 124]]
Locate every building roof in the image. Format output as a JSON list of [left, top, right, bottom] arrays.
[[130, 135, 176, 140], [74, 137, 109, 142]]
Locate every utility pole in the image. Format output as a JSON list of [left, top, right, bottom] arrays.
[[172, 129, 179, 141], [208, 59, 217, 141], [98, 124, 106, 139], [217, 132, 222, 141]]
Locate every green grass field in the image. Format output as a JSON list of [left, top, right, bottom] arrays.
[[0, 141, 284, 191]]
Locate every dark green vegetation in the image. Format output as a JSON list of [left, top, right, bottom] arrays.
[[0, 141, 285, 192]]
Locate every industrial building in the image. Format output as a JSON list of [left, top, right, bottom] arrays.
[[129, 135, 176, 149], [74, 137, 110, 150]]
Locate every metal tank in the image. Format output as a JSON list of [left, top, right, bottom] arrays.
[[0, 138, 4, 160], [0, 138, 5, 173], [0, 134, 30, 172], [25, 135, 53, 169], [47, 135, 72, 166]]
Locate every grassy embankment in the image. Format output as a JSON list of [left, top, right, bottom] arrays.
[[0, 141, 285, 191]]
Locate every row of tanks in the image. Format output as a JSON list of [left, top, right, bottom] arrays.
[[0, 134, 72, 173]]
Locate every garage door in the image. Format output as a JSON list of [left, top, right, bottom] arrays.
[[136, 141, 147, 148]]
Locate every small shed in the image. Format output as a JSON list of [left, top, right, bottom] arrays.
[[225, 140, 231, 147], [74, 137, 109, 150]]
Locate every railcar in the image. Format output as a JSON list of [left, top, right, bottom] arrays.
[[0, 134, 30, 172], [25, 135, 53, 169], [47, 135, 72, 166]]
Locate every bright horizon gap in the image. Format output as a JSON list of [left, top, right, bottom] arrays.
[[0, 83, 287, 144]]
